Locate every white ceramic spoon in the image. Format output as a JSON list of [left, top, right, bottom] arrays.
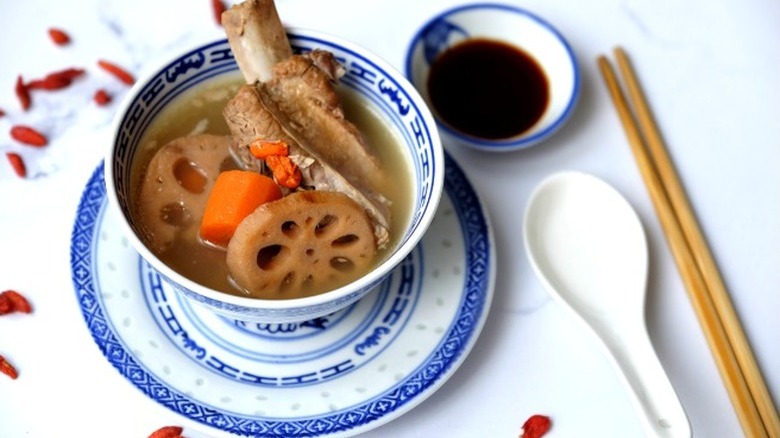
[[523, 171, 691, 438]]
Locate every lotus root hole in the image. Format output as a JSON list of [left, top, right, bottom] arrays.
[[314, 214, 338, 236], [256, 244, 290, 270], [172, 158, 207, 194], [305, 248, 315, 257], [330, 256, 355, 273], [281, 220, 299, 237], [331, 234, 360, 248], [160, 202, 192, 226]]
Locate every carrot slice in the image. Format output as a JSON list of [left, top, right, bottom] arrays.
[[200, 170, 282, 247]]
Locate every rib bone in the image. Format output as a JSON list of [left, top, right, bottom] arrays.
[[222, 0, 292, 84]]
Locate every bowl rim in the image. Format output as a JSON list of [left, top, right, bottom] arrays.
[[105, 27, 444, 312], [403, 2, 580, 151]]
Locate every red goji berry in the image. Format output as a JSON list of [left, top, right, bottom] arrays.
[[212, 0, 226, 26], [1, 290, 32, 314], [148, 425, 184, 438], [0, 108, 5, 117], [27, 68, 85, 91], [10, 125, 47, 147], [6, 153, 26, 178], [97, 59, 135, 85], [48, 28, 71, 45], [266, 155, 301, 189], [0, 294, 11, 315], [0, 355, 18, 380], [15, 75, 31, 111], [521, 414, 551, 438], [94, 89, 112, 106]]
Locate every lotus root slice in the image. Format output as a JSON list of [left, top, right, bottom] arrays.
[[226, 190, 377, 299], [136, 134, 235, 253]]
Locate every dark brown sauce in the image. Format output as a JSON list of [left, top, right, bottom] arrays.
[[427, 38, 549, 140]]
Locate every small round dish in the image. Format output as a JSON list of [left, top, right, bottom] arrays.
[[405, 3, 580, 152]]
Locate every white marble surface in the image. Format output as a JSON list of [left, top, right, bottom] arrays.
[[0, 0, 777, 437]]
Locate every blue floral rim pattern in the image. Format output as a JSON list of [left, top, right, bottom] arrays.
[[70, 151, 492, 437]]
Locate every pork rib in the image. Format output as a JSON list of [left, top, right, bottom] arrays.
[[222, 0, 391, 249], [224, 78, 391, 249]]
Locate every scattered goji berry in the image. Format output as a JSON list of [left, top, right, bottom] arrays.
[[0, 355, 18, 380], [0, 294, 11, 315], [521, 414, 551, 438], [27, 68, 85, 91], [10, 125, 48, 147], [0, 108, 5, 117], [148, 425, 184, 438], [1, 290, 32, 314], [212, 0, 226, 26], [6, 153, 26, 178], [15, 75, 31, 111], [97, 59, 135, 85], [94, 89, 111, 106], [48, 28, 71, 46]]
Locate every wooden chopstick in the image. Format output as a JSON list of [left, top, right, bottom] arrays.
[[611, 48, 780, 437], [598, 47, 780, 438]]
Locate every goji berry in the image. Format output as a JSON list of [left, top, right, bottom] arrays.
[[15, 75, 31, 111], [0, 355, 18, 380], [521, 414, 551, 438], [0, 108, 5, 117], [0, 294, 11, 315], [97, 59, 135, 85], [249, 139, 289, 159], [94, 89, 111, 106], [48, 28, 71, 45], [6, 153, 26, 178], [10, 125, 48, 147], [266, 155, 301, 189], [212, 0, 226, 26], [27, 68, 85, 91], [148, 425, 184, 438], [1, 290, 32, 314]]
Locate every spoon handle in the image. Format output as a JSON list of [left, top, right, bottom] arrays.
[[598, 323, 691, 438]]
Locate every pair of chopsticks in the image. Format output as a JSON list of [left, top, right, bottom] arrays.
[[598, 48, 780, 438]]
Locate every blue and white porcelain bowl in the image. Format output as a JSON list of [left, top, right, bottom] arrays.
[[405, 3, 579, 152], [105, 30, 443, 323]]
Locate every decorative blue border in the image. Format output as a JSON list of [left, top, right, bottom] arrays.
[[70, 151, 490, 437]]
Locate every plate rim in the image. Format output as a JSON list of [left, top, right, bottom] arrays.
[[70, 152, 495, 437]]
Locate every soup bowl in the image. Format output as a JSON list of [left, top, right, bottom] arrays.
[[105, 30, 443, 323], [405, 3, 580, 152]]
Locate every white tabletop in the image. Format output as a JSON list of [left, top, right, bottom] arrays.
[[0, 0, 777, 437]]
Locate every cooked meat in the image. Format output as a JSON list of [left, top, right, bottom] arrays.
[[261, 52, 386, 192], [222, 0, 391, 249], [223, 53, 391, 249]]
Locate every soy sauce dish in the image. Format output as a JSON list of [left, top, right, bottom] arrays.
[[405, 3, 580, 152]]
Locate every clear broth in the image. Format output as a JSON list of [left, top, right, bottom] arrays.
[[130, 74, 412, 297]]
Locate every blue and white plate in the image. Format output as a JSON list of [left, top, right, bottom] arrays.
[[70, 152, 495, 437]]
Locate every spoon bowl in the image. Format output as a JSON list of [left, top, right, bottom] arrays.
[[523, 171, 690, 438]]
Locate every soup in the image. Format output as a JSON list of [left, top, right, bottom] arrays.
[[129, 73, 412, 298]]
